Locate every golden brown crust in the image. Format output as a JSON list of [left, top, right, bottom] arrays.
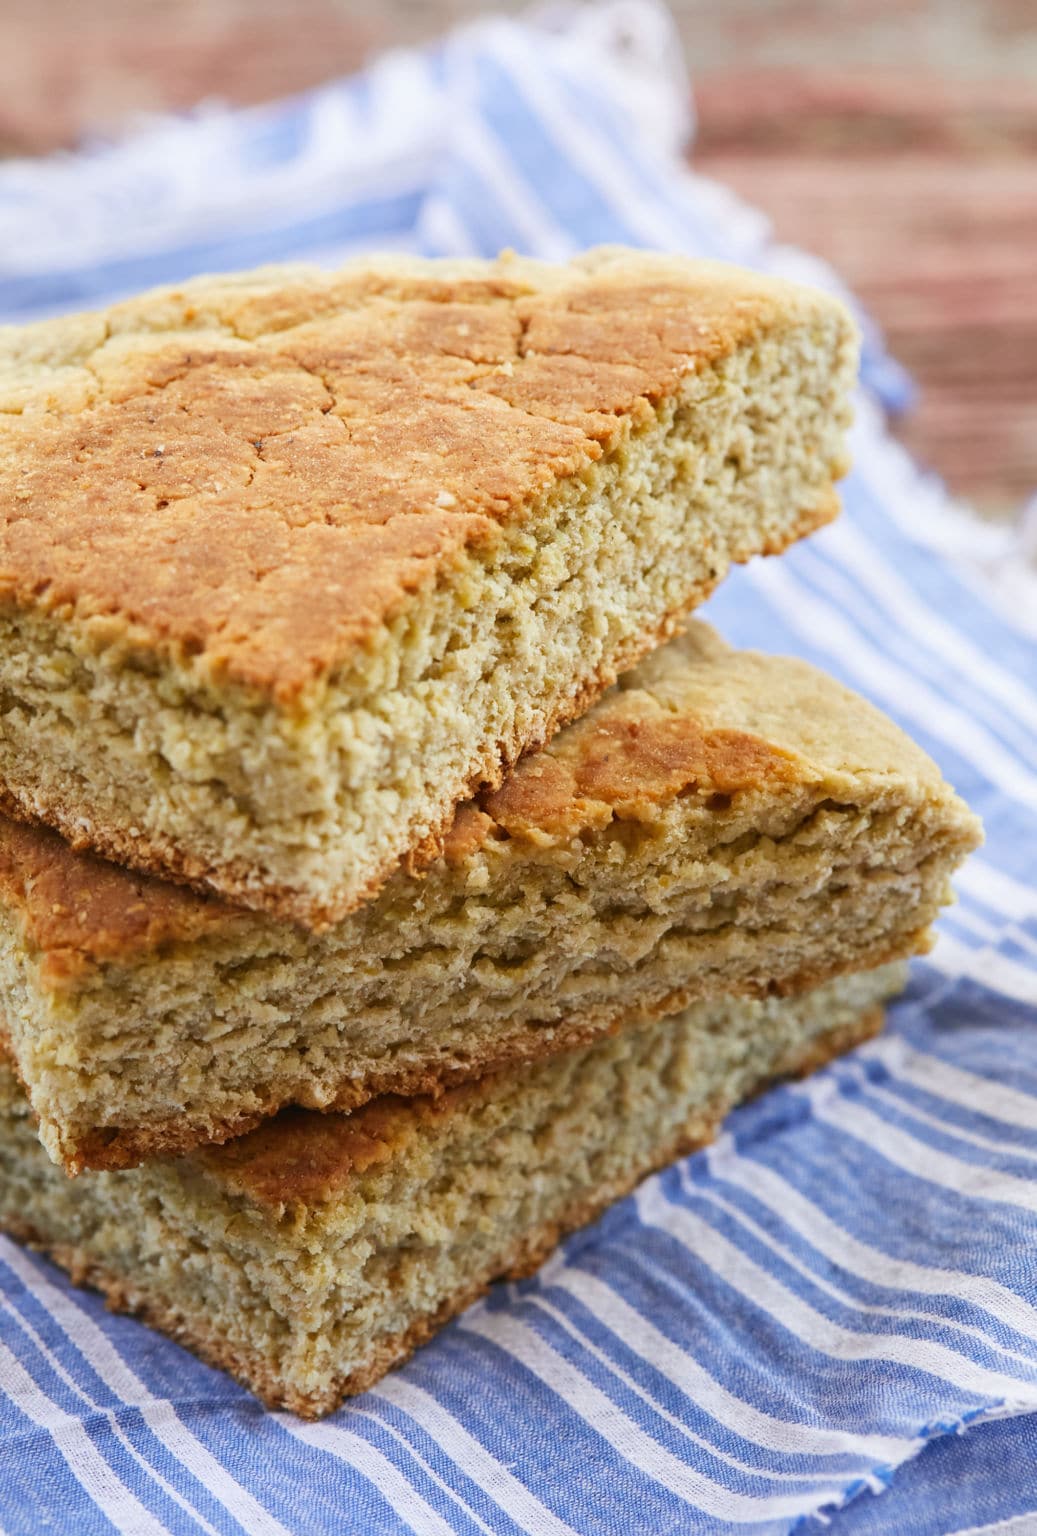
[[480, 702, 798, 847], [0, 815, 240, 986], [0, 250, 840, 702], [4, 1007, 884, 1417]]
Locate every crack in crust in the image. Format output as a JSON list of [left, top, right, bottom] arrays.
[[0, 250, 850, 698]]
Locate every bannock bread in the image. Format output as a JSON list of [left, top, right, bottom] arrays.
[[0, 624, 980, 1173], [0, 963, 905, 1417], [0, 248, 857, 926]]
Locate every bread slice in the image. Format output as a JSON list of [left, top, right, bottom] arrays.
[[0, 624, 980, 1174], [0, 249, 856, 927], [0, 963, 904, 1418]]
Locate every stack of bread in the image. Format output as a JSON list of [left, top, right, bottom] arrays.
[[0, 249, 981, 1416]]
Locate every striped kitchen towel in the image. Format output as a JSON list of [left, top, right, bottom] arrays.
[[1, 4, 1035, 1532]]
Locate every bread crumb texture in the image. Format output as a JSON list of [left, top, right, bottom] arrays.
[[0, 964, 902, 1415], [0, 624, 980, 1173]]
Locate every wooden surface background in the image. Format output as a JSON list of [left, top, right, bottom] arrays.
[[2, 0, 1034, 522]]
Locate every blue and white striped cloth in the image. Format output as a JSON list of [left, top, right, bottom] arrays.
[[1, 5, 1035, 1532]]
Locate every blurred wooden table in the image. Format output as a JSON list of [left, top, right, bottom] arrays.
[[3, 0, 1034, 521], [694, 71, 1037, 522]]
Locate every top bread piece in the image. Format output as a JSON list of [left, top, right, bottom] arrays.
[[0, 248, 857, 925], [0, 248, 847, 694]]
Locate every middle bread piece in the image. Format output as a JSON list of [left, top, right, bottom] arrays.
[[0, 623, 981, 1173]]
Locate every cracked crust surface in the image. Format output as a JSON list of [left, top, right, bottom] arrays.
[[0, 249, 858, 924], [0, 249, 846, 698]]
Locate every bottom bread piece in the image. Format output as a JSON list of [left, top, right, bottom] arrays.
[[0, 963, 904, 1417]]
